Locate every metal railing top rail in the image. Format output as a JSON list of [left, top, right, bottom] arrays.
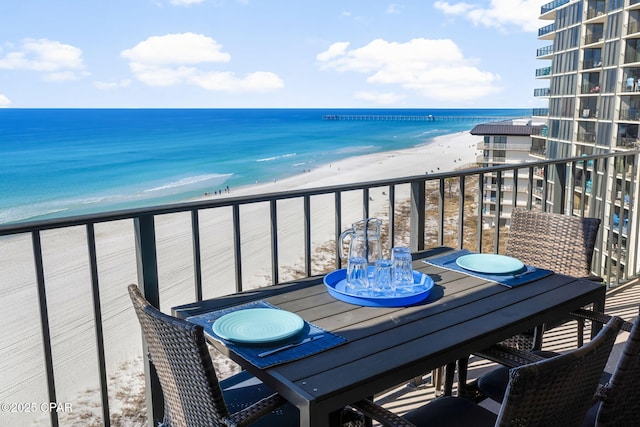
[[1, 151, 633, 236]]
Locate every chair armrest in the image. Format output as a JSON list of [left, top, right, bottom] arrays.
[[227, 393, 288, 426], [570, 309, 634, 333], [473, 343, 547, 368], [581, 275, 605, 283], [350, 399, 417, 427]]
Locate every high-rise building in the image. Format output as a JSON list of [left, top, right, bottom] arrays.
[[535, 0, 639, 283], [472, 119, 547, 229]]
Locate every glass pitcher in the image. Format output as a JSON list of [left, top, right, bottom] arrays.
[[339, 218, 383, 263]]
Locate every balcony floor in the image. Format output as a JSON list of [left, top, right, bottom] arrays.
[[373, 278, 640, 420]]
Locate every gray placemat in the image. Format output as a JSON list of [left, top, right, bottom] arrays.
[[423, 249, 553, 288], [187, 300, 346, 368]]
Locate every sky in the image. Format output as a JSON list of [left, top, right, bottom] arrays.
[[0, 0, 551, 109]]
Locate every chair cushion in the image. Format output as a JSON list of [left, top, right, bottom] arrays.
[[220, 370, 299, 426], [403, 396, 497, 427]]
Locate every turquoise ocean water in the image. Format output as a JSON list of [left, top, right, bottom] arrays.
[[0, 108, 528, 224]]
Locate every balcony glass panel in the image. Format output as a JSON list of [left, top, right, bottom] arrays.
[[541, 0, 568, 15], [586, 1, 606, 19], [538, 23, 555, 37]]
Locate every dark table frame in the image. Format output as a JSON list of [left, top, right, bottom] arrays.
[[173, 247, 606, 427]]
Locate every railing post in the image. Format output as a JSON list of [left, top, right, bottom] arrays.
[[304, 195, 312, 276], [494, 171, 503, 253], [133, 215, 163, 427], [410, 181, 426, 251], [551, 162, 566, 213], [335, 192, 343, 270], [86, 223, 111, 427], [270, 200, 279, 285], [32, 231, 59, 427], [191, 210, 203, 302], [458, 177, 465, 249]]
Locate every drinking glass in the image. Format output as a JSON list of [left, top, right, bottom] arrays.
[[346, 256, 369, 296], [392, 247, 414, 295], [371, 258, 394, 297]]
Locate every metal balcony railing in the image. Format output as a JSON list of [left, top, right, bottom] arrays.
[[541, 0, 568, 15], [585, 33, 604, 45], [1, 151, 639, 426], [537, 45, 554, 57], [532, 108, 549, 117], [536, 66, 552, 77], [587, 3, 606, 20], [538, 23, 555, 38], [534, 87, 551, 97]]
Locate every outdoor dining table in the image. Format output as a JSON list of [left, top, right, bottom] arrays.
[[172, 246, 606, 427]]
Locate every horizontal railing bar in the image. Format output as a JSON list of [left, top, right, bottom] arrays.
[[2, 153, 634, 236]]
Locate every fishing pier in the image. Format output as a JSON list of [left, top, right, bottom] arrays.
[[322, 114, 521, 122]]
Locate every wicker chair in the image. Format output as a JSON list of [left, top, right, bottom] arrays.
[[452, 209, 602, 398], [588, 309, 640, 426], [128, 284, 362, 427], [351, 315, 624, 427], [475, 308, 640, 427], [499, 208, 602, 350]]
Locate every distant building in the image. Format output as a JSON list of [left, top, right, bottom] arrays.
[[471, 119, 547, 229], [533, 0, 640, 283]]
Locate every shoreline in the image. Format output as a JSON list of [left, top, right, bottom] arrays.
[[196, 130, 479, 200], [0, 129, 480, 425]]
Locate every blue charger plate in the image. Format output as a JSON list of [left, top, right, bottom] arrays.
[[324, 268, 434, 307]]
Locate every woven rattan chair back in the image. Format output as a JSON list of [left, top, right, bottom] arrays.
[[594, 313, 640, 426], [496, 316, 623, 427], [129, 284, 236, 427], [505, 209, 601, 278], [505, 209, 600, 277]]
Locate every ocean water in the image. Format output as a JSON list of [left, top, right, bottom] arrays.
[[0, 108, 528, 224]]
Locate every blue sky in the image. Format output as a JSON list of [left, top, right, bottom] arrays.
[[0, 0, 549, 109]]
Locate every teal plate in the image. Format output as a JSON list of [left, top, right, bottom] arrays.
[[212, 308, 305, 343], [456, 254, 524, 274]]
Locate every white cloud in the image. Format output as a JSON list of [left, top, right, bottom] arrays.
[[386, 3, 403, 14], [170, 0, 205, 5], [434, 0, 545, 33], [0, 38, 87, 81], [0, 93, 11, 107], [93, 79, 132, 90], [121, 33, 230, 66], [316, 42, 350, 62], [434, 1, 475, 15], [355, 91, 406, 105], [317, 38, 500, 102], [191, 71, 284, 92], [121, 33, 283, 92]]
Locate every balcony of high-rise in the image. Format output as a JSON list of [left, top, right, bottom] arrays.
[[538, 23, 555, 39], [536, 66, 552, 78], [534, 87, 551, 97], [577, 132, 597, 144], [620, 106, 640, 121], [540, 0, 569, 18], [537, 45, 554, 59], [585, 23, 604, 45], [586, 1, 606, 21]]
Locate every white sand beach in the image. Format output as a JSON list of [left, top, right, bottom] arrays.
[[0, 130, 480, 425]]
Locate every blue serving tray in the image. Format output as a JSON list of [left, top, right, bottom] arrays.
[[323, 268, 434, 307]]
